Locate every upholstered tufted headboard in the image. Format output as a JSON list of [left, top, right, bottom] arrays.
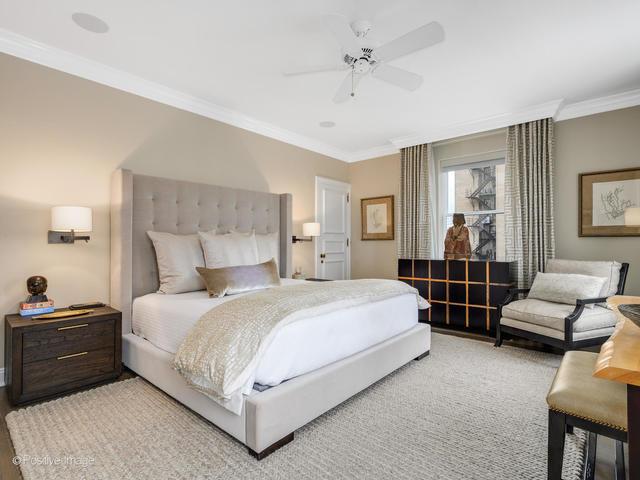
[[110, 169, 293, 333]]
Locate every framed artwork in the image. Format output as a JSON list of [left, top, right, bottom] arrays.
[[579, 167, 640, 237], [361, 195, 394, 240]]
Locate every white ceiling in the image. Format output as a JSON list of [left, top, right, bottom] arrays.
[[1, 0, 640, 162]]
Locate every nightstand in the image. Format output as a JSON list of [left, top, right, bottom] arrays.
[[4, 306, 122, 405]]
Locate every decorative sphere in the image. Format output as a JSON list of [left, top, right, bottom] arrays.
[[27, 276, 48, 295]]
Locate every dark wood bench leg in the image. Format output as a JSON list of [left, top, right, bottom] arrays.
[[566, 425, 574, 434], [584, 432, 597, 480], [248, 432, 294, 460], [548, 410, 566, 480], [494, 322, 503, 347], [615, 440, 625, 480], [415, 350, 430, 361]]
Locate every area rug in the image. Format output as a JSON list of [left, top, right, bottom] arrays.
[[6, 333, 585, 479]]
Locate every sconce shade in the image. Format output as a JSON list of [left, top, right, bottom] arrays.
[[303, 222, 321, 237], [51, 206, 92, 232], [625, 207, 640, 227]]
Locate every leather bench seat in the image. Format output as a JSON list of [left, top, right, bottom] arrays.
[[546, 351, 627, 431]]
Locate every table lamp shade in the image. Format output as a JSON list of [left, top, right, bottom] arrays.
[[624, 207, 640, 227], [302, 222, 321, 237], [51, 206, 92, 232]]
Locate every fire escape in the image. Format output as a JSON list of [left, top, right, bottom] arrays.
[[466, 166, 497, 260]]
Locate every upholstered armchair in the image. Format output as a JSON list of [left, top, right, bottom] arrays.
[[495, 260, 629, 352]]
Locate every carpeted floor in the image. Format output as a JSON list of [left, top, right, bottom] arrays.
[[6, 333, 585, 479]]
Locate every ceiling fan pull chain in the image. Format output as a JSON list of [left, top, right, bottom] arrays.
[[351, 67, 355, 98]]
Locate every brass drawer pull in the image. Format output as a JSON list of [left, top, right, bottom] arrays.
[[57, 351, 88, 360], [57, 323, 89, 331]]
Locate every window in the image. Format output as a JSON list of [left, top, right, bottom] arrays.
[[441, 158, 505, 261]]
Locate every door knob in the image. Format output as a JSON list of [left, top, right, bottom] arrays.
[[320, 253, 326, 258]]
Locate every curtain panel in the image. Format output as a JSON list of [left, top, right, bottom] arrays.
[[397, 144, 435, 259], [504, 118, 556, 288]]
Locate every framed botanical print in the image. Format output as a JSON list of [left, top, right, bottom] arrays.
[[361, 195, 394, 240], [579, 167, 640, 237]]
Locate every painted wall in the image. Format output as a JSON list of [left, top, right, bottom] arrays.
[[554, 106, 640, 295], [0, 53, 348, 369], [348, 109, 640, 295], [349, 154, 400, 279]]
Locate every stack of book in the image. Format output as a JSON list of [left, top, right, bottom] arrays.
[[19, 300, 55, 316]]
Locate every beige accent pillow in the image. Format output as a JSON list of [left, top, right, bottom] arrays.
[[196, 259, 281, 298], [198, 230, 259, 269], [528, 272, 608, 309], [147, 231, 205, 294], [256, 232, 279, 267]]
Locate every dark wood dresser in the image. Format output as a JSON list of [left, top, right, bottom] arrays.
[[4, 306, 122, 405], [398, 259, 515, 334]]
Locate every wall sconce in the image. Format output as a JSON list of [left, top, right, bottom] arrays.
[[48, 206, 93, 244], [625, 207, 640, 227], [292, 222, 320, 243]]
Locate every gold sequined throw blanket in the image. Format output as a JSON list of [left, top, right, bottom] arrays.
[[173, 279, 428, 414]]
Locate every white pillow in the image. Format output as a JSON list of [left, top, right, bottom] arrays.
[[146, 231, 205, 294], [198, 230, 259, 269], [255, 232, 279, 267], [528, 272, 608, 309]]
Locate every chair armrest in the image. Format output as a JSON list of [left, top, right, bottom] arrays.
[[565, 297, 608, 323], [499, 288, 530, 309]]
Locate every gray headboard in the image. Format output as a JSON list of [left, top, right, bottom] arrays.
[[110, 169, 293, 333]]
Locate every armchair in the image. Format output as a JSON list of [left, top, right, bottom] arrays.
[[495, 260, 629, 352]]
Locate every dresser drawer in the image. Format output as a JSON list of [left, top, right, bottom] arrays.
[[22, 319, 116, 364], [22, 347, 116, 396]]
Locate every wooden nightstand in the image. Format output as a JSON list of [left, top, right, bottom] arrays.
[[4, 306, 122, 405]]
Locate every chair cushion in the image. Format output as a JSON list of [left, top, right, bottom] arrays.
[[528, 272, 607, 309], [546, 259, 622, 297], [546, 351, 627, 431], [502, 299, 617, 332]]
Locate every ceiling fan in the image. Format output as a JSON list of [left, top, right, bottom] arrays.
[[284, 15, 445, 103]]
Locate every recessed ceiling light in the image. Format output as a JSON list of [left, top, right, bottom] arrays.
[[72, 12, 109, 34], [319, 121, 336, 128]]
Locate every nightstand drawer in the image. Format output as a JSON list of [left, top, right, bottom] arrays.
[[22, 347, 116, 396], [22, 318, 116, 364]]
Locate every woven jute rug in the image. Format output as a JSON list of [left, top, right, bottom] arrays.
[[6, 333, 585, 479]]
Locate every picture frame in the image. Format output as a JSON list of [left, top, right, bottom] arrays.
[[361, 195, 394, 240], [579, 167, 640, 237]]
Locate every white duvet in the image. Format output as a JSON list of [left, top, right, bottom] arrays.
[[132, 279, 420, 388]]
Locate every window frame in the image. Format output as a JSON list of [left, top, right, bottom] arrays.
[[438, 151, 506, 260]]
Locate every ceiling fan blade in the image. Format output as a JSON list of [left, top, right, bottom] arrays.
[[371, 64, 423, 91], [325, 14, 362, 59], [333, 70, 363, 103], [283, 64, 347, 76], [374, 21, 444, 62]]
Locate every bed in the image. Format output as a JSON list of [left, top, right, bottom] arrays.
[[110, 169, 431, 458]]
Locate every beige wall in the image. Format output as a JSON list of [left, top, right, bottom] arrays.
[[555, 106, 640, 295], [0, 53, 348, 369], [347, 109, 640, 295], [349, 154, 400, 279]]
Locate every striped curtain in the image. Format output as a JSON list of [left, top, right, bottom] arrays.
[[397, 144, 433, 259], [504, 118, 556, 288]]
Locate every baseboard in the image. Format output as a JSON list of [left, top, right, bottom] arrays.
[[0, 368, 5, 387]]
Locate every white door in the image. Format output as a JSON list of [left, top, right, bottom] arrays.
[[315, 176, 351, 280]]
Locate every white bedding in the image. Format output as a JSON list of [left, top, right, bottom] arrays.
[[132, 279, 419, 387]]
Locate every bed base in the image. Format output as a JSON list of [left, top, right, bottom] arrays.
[[123, 323, 430, 457]]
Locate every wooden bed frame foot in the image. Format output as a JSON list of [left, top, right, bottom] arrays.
[[248, 432, 294, 460], [415, 350, 430, 361]]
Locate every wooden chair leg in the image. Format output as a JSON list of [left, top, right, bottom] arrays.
[[615, 440, 625, 480], [548, 410, 566, 480], [584, 432, 597, 480], [494, 323, 503, 347]]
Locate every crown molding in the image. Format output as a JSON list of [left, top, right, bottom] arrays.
[[390, 99, 563, 150], [2, 28, 640, 164], [554, 88, 640, 121], [0, 28, 352, 162]]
